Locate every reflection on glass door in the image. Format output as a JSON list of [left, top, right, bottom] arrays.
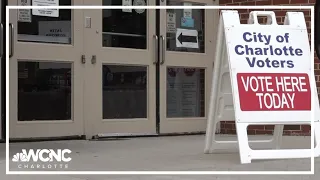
[[159, 0, 217, 134], [18, 62, 71, 121], [166, 67, 205, 118], [102, 0, 147, 49], [102, 65, 147, 119]]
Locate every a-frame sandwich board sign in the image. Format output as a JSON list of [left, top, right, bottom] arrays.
[[204, 10, 320, 164]]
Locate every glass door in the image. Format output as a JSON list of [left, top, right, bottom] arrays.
[[159, 0, 218, 133], [84, 0, 157, 137], [8, 0, 85, 138]]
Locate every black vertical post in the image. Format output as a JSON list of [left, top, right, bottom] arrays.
[[1, 0, 7, 141], [156, 0, 160, 134]]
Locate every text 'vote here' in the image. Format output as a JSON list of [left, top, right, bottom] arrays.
[[236, 73, 311, 111]]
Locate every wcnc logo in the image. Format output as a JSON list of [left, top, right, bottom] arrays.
[[12, 149, 72, 169]]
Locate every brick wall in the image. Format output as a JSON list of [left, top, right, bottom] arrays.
[[218, 0, 315, 136]]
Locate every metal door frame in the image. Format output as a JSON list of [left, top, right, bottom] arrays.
[[155, 0, 160, 134], [0, 0, 6, 141]]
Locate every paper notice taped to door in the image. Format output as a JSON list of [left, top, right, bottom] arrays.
[[167, 12, 176, 33], [183, 2, 192, 18], [122, 0, 132, 13], [176, 28, 199, 49], [133, 0, 146, 14], [32, 0, 59, 17], [18, 0, 32, 22], [39, 21, 71, 38]]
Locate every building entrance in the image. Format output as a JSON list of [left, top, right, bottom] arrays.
[[8, 0, 217, 139]]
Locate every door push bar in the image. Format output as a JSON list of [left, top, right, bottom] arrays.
[[153, 34, 166, 65], [153, 35, 158, 64], [160, 35, 165, 65], [0, 23, 3, 59], [9, 23, 14, 58]]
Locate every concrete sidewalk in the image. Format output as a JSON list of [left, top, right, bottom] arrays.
[[0, 135, 319, 180]]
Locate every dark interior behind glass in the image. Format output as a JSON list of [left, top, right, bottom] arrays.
[[102, 0, 147, 49], [17, 0, 72, 44]]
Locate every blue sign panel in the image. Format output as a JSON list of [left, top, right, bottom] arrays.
[[181, 17, 194, 28]]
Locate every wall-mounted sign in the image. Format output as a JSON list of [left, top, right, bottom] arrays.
[[133, 0, 146, 14], [176, 28, 198, 49], [167, 12, 176, 33], [18, 0, 32, 22], [32, 0, 59, 17], [122, 0, 132, 13]]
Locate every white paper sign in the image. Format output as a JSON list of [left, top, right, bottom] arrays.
[[176, 28, 198, 49], [133, 0, 146, 14], [167, 68, 201, 117], [167, 12, 176, 33], [32, 0, 59, 17], [38, 21, 71, 38], [122, 0, 132, 13], [183, 2, 192, 18], [18, 0, 32, 22]]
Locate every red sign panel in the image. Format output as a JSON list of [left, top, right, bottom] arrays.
[[237, 73, 311, 111]]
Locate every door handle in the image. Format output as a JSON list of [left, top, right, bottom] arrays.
[[153, 35, 158, 64], [81, 55, 86, 64], [160, 35, 165, 65], [9, 23, 14, 58], [0, 23, 3, 59], [91, 55, 96, 64]]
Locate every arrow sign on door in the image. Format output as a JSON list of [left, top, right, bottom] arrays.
[[177, 33, 197, 44], [176, 28, 199, 49]]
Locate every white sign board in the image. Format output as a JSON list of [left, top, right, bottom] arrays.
[[226, 23, 311, 124], [176, 28, 198, 49], [133, 0, 146, 14], [122, 0, 132, 13], [166, 12, 176, 33], [38, 21, 71, 38], [204, 10, 320, 164], [32, 0, 59, 17], [183, 2, 192, 18], [167, 68, 201, 117], [18, 0, 32, 22]]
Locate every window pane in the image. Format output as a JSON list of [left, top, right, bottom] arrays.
[[166, 1, 205, 53], [167, 67, 205, 118], [17, 0, 72, 44], [102, 0, 147, 49], [102, 65, 147, 119], [18, 61, 72, 121]]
